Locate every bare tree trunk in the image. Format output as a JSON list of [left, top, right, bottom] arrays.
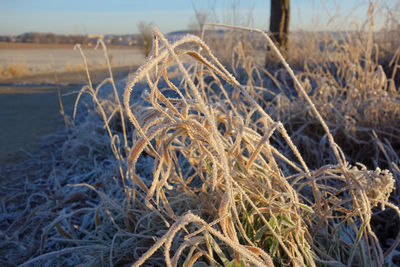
[[268, 0, 290, 62]]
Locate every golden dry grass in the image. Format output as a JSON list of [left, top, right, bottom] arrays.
[[1, 3, 400, 266]]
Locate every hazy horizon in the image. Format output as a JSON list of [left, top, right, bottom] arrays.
[[0, 0, 398, 36]]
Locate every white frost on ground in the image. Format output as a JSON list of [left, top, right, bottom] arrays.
[[0, 48, 145, 73]]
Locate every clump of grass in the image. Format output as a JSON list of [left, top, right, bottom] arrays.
[[119, 25, 398, 266], [0, 62, 31, 79]]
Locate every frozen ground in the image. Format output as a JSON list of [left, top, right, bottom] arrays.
[[0, 47, 145, 73]]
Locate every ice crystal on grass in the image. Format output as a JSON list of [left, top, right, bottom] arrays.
[[348, 165, 395, 208]]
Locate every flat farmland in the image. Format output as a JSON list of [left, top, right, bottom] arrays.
[[0, 42, 145, 76]]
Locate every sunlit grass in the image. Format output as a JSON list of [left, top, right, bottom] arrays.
[[1, 3, 400, 266]]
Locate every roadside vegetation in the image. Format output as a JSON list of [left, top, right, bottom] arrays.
[[0, 62, 31, 79], [1, 1, 400, 266]]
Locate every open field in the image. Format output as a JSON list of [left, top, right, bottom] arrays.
[[0, 42, 144, 78], [0, 65, 137, 87]]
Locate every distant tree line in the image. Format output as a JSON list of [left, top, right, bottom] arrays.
[[0, 32, 142, 46], [0, 32, 88, 44]]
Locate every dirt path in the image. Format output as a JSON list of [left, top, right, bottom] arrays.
[[0, 87, 75, 165], [0, 66, 135, 166]]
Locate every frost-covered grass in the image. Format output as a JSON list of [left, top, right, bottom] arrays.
[[2, 7, 400, 267]]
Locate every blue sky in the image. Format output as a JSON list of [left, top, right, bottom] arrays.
[[0, 0, 397, 35]]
